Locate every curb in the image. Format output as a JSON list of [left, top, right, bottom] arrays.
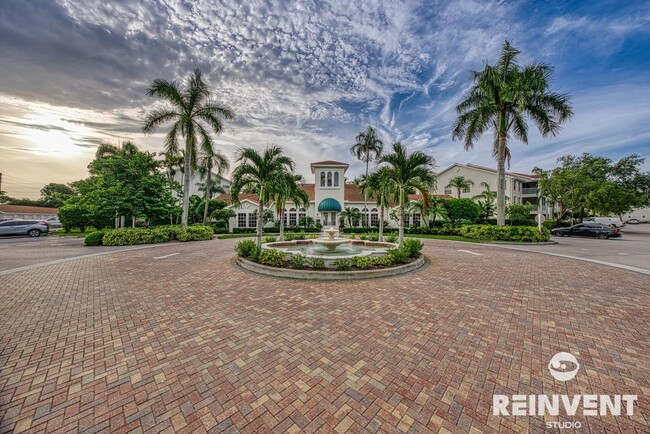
[[235, 255, 427, 280]]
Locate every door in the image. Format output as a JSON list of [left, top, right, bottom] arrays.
[[0, 221, 15, 235], [568, 224, 585, 237]]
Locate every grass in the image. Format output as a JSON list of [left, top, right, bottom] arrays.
[[404, 234, 484, 243], [218, 233, 280, 239], [51, 229, 97, 238]]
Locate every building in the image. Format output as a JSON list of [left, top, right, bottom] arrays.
[[217, 160, 444, 230], [0, 204, 59, 221], [434, 163, 552, 220], [623, 206, 650, 222]]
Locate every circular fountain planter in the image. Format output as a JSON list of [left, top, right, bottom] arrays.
[[235, 254, 426, 280]]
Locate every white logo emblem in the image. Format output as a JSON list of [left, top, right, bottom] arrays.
[[548, 352, 579, 382]]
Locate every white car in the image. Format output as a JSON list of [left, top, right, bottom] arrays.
[[584, 216, 624, 228]]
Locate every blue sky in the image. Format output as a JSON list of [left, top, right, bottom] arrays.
[[0, 0, 648, 197]]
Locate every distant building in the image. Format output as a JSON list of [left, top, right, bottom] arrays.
[[434, 163, 552, 220], [623, 206, 650, 222], [0, 204, 58, 220]]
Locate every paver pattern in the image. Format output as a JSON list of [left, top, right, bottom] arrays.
[[1, 239, 648, 433]]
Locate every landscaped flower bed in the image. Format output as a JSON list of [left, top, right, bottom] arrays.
[[235, 238, 424, 271], [84, 225, 214, 246]]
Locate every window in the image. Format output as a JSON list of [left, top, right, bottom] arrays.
[[248, 212, 257, 228], [370, 208, 379, 227], [237, 213, 247, 228], [413, 213, 421, 226], [334, 172, 339, 187], [288, 208, 297, 226], [327, 171, 332, 187], [444, 187, 452, 195], [320, 172, 326, 187], [462, 186, 470, 193]]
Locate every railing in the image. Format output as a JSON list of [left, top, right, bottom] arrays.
[[522, 187, 538, 195]]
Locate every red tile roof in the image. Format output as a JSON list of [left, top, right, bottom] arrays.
[[0, 204, 59, 214], [215, 193, 259, 205], [310, 160, 349, 166]]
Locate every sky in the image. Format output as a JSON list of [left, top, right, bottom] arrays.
[[0, 0, 649, 198]]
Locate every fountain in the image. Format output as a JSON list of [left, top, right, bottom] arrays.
[[311, 227, 350, 251]]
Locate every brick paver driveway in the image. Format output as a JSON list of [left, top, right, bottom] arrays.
[[1, 239, 648, 433]]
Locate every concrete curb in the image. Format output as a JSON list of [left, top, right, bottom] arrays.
[[235, 255, 427, 280], [483, 240, 558, 245]]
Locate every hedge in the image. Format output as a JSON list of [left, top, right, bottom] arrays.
[[98, 225, 213, 246], [459, 225, 550, 242], [84, 231, 104, 246]]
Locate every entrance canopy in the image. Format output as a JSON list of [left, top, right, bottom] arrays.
[[318, 198, 342, 212]]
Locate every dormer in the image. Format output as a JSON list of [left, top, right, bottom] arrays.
[[310, 160, 349, 189]]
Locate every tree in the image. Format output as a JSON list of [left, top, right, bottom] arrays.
[[230, 146, 295, 247], [506, 204, 533, 225], [453, 40, 573, 226], [446, 176, 474, 198], [62, 142, 179, 229], [472, 182, 497, 221], [443, 198, 481, 225], [379, 142, 436, 246], [143, 69, 235, 228], [339, 207, 362, 227], [40, 183, 76, 207], [273, 173, 309, 241], [197, 149, 230, 224], [351, 126, 383, 226], [365, 167, 396, 241], [211, 208, 235, 232]]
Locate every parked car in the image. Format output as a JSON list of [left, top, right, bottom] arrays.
[[584, 216, 624, 228], [551, 223, 621, 239], [625, 218, 640, 225], [46, 217, 63, 230], [0, 220, 50, 237]]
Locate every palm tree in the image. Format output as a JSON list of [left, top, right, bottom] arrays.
[[339, 207, 362, 228], [143, 69, 235, 228], [197, 149, 230, 224], [364, 167, 396, 241], [350, 126, 383, 226], [472, 182, 497, 221], [230, 146, 295, 247], [446, 176, 475, 198], [379, 142, 436, 246], [273, 173, 309, 241], [452, 40, 573, 225], [429, 197, 447, 225]]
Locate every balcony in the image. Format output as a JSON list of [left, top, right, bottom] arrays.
[[522, 187, 538, 195]]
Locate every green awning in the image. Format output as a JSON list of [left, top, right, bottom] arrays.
[[318, 198, 342, 212]]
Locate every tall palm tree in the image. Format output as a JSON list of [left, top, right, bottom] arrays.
[[452, 41, 572, 225], [230, 146, 295, 247], [350, 126, 383, 226], [143, 69, 235, 228], [273, 173, 309, 241], [379, 142, 436, 246], [197, 149, 230, 224], [446, 176, 475, 198], [364, 167, 396, 241]]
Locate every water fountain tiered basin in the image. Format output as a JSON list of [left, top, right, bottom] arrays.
[[262, 227, 397, 267]]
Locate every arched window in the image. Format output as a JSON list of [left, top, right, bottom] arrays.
[[370, 208, 379, 227], [320, 172, 326, 187], [333, 172, 339, 187], [327, 171, 332, 187]]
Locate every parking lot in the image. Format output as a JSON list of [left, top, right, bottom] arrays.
[[487, 224, 650, 273]]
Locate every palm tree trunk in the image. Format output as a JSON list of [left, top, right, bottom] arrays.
[[378, 205, 384, 242], [457, 188, 461, 198], [279, 208, 285, 241], [496, 132, 507, 226], [399, 189, 405, 246], [364, 157, 369, 227], [203, 165, 212, 225], [256, 201, 264, 247], [181, 143, 192, 228]]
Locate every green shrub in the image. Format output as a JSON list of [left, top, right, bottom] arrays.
[[459, 225, 550, 242], [292, 232, 306, 240], [307, 257, 325, 270], [289, 254, 306, 269], [353, 256, 375, 270], [385, 234, 398, 243], [152, 225, 182, 241], [177, 225, 214, 242], [84, 230, 104, 246], [258, 249, 286, 267], [284, 233, 294, 241], [233, 227, 256, 233], [444, 198, 481, 225], [236, 240, 258, 258], [341, 227, 398, 234], [334, 258, 352, 271], [101, 228, 168, 246], [387, 247, 410, 264], [402, 238, 423, 257], [542, 219, 556, 230], [263, 236, 277, 243]]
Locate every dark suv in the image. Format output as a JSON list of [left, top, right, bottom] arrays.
[[0, 220, 50, 237]]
